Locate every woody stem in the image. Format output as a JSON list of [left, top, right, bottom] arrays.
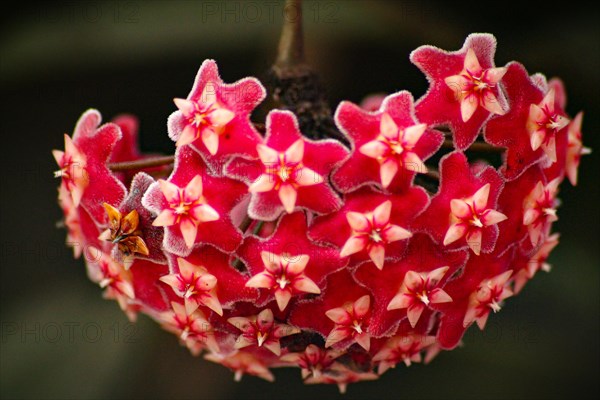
[[108, 156, 175, 172]]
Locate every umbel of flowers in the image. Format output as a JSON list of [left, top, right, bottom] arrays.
[[53, 34, 589, 393]]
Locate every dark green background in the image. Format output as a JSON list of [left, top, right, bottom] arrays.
[[1, 1, 598, 399]]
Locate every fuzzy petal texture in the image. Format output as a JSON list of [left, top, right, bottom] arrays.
[[332, 91, 443, 193], [142, 146, 246, 256], [414, 152, 505, 254], [411, 34, 507, 150], [225, 110, 347, 220], [167, 59, 266, 171]]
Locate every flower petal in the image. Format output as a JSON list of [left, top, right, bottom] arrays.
[[153, 209, 177, 227], [353, 295, 371, 318], [257, 144, 279, 164], [380, 113, 398, 140], [368, 244, 385, 270], [359, 140, 387, 159], [180, 218, 198, 248], [466, 229, 482, 255], [480, 209, 507, 226], [382, 225, 412, 243], [246, 272, 275, 289], [158, 179, 181, 203], [387, 293, 412, 310], [403, 123, 427, 146], [278, 184, 298, 213], [472, 183, 491, 212], [407, 303, 426, 328], [443, 223, 467, 246], [190, 204, 220, 223], [373, 200, 392, 227], [340, 236, 367, 257], [380, 159, 399, 188], [460, 94, 479, 122], [285, 139, 305, 164], [274, 289, 293, 311], [248, 174, 276, 193]]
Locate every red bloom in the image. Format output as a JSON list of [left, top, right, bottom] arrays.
[[332, 91, 443, 192], [53, 33, 589, 391], [228, 308, 300, 356], [415, 152, 505, 255], [53, 109, 127, 223], [237, 212, 346, 310], [411, 33, 507, 149], [309, 186, 428, 270], [167, 59, 265, 167], [226, 110, 347, 220], [143, 146, 246, 256]]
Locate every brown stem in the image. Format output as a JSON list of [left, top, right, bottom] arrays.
[[108, 156, 175, 172], [441, 139, 504, 153], [275, 0, 305, 70]]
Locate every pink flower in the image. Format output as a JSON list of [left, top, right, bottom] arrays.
[[463, 270, 513, 329], [168, 59, 265, 166], [339, 200, 412, 269], [443, 183, 508, 255], [159, 302, 219, 356], [53, 134, 88, 207], [373, 334, 436, 374], [387, 267, 453, 327], [280, 344, 344, 379], [53, 109, 127, 223], [485, 63, 569, 180], [445, 48, 507, 122], [237, 212, 346, 310], [173, 96, 235, 152], [249, 138, 324, 214], [416, 152, 505, 255], [522, 178, 560, 246], [57, 185, 84, 258], [226, 110, 347, 220], [565, 112, 591, 185], [86, 247, 135, 317], [204, 351, 275, 382], [513, 233, 559, 294], [333, 92, 443, 192], [143, 146, 246, 256], [309, 186, 428, 270], [526, 89, 570, 162], [152, 175, 220, 248], [304, 364, 378, 394], [228, 308, 300, 356], [159, 257, 222, 315], [325, 295, 372, 351], [411, 33, 507, 149], [246, 252, 320, 311]]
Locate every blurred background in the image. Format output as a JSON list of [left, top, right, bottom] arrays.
[[1, 1, 598, 399]]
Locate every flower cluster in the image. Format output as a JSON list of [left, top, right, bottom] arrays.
[[53, 35, 589, 392]]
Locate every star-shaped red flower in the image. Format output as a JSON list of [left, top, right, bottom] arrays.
[[163, 246, 259, 315], [309, 186, 428, 270], [411, 33, 507, 149], [237, 212, 346, 311], [289, 269, 371, 350], [354, 234, 467, 337], [53, 109, 127, 223], [415, 152, 505, 255], [142, 146, 247, 256], [435, 250, 512, 349], [226, 110, 347, 220], [167, 59, 265, 169], [332, 91, 443, 192], [485, 63, 569, 180]]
